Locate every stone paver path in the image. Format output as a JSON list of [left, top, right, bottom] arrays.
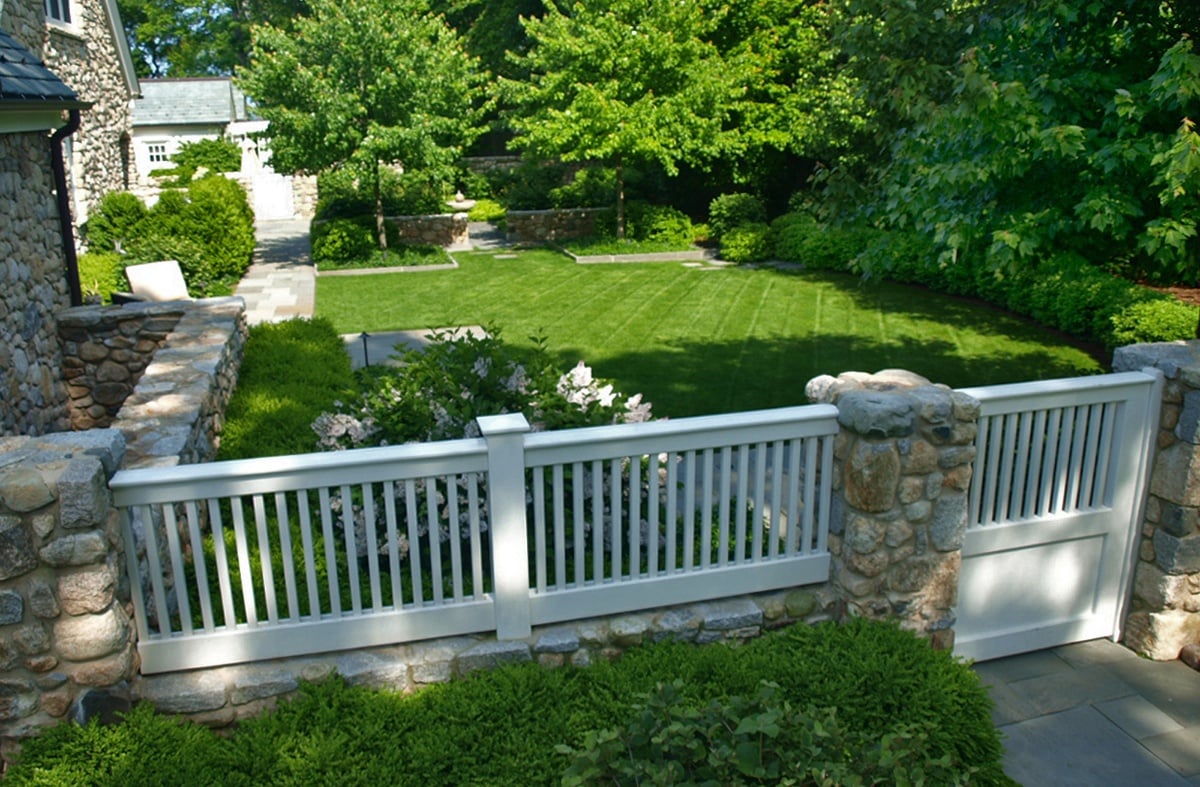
[[236, 219, 315, 325]]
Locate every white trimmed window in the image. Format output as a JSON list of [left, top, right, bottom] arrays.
[[147, 143, 170, 164], [44, 0, 72, 25]]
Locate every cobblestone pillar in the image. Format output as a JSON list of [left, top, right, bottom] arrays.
[[1113, 342, 1200, 660], [807, 370, 980, 649], [0, 430, 132, 760]]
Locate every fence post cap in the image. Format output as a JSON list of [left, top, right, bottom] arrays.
[[476, 413, 531, 436]]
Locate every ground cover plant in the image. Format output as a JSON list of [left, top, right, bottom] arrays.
[[317, 248, 1104, 418], [6, 619, 1012, 785]]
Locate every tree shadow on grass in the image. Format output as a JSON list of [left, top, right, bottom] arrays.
[[548, 330, 1107, 419]]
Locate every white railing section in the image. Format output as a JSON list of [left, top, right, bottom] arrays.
[[110, 405, 839, 673], [959, 372, 1160, 529]]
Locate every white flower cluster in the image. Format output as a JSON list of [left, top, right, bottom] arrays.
[[312, 412, 380, 451], [555, 362, 654, 424]]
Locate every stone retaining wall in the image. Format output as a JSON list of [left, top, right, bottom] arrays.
[[386, 213, 469, 249], [807, 370, 978, 650], [1114, 342, 1200, 660], [56, 298, 246, 468], [506, 208, 609, 243], [134, 591, 834, 727], [462, 155, 522, 174]]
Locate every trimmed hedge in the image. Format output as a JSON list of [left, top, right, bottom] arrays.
[[6, 620, 1009, 785], [769, 211, 1198, 349], [709, 192, 767, 241]]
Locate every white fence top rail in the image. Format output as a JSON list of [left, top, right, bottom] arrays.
[[524, 405, 839, 466], [958, 371, 1157, 413], [110, 438, 489, 506]]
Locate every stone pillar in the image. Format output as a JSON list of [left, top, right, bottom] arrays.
[[0, 430, 133, 760], [807, 370, 980, 649], [1113, 342, 1200, 660]]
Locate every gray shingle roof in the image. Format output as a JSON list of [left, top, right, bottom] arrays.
[[0, 29, 84, 107], [133, 78, 250, 127]]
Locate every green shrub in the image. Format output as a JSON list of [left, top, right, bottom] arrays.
[[77, 251, 128, 303], [550, 166, 617, 209], [218, 318, 357, 460], [769, 211, 820, 262], [561, 680, 972, 786], [315, 168, 449, 221], [1110, 297, 1198, 347], [709, 192, 767, 240], [720, 221, 772, 263], [467, 198, 505, 222], [311, 218, 376, 265], [153, 138, 243, 184], [85, 191, 148, 253], [625, 202, 693, 245]]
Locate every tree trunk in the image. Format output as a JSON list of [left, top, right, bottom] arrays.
[[374, 159, 388, 254], [615, 157, 626, 240]]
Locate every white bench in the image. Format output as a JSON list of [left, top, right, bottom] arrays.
[[111, 260, 190, 303]]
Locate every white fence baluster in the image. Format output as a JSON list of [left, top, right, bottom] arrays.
[[383, 481, 402, 610], [1079, 404, 1103, 510], [682, 450, 696, 571], [769, 441, 785, 559], [318, 487, 340, 616], [274, 493, 299, 622], [184, 501, 214, 631], [718, 446, 732, 566], [467, 474, 484, 600], [700, 448, 714, 569], [361, 485, 382, 611], [162, 504, 191, 634], [425, 478, 444, 605], [533, 466, 547, 593], [296, 492, 321, 617], [1093, 403, 1118, 508], [572, 461, 585, 586], [447, 474, 465, 601], [609, 458, 622, 580], [735, 445, 749, 562], [207, 499, 236, 626], [230, 498, 258, 626], [786, 440, 802, 557], [338, 484, 361, 614], [752, 443, 767, 560], [404, 479, 423, 605], [647, 453, 661, 576], [629, 456, 641, 580], [553, 465, 566, 589], [252, 494, 278, 624], [665, 453, 678, 574]]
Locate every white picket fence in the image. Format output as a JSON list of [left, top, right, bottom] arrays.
[[111, 406, 839, 673]]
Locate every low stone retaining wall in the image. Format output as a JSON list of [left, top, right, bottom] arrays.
[[1114, 342, 1200, 660], [506, 208, 608, 243], [386, 213, 469, 250], [134, 590, 833, 726], [57, 298, 247, 469]]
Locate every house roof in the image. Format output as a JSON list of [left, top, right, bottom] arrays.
[[133, 78, 250, 127], [0, 29, 86, 109]]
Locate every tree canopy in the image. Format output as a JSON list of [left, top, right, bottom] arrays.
[[238, 0, 486, 248], [503, 0, 742, 237]]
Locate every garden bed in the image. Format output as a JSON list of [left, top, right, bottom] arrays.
[[316, 245, 459, 275]]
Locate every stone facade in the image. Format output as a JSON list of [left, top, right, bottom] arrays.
[[807, 369, 979, 650], [506, 208, 609, 243], [1114, 342, 1200, 660], [0, 429, 132, 758], [27, 0, 136, 219], [0, 132, 73, 437]]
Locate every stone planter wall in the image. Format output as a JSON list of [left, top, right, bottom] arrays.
[[0, 429, 132, 760], [807, 370, 979, 650], [462, 155, 522, 174], [506, 208, 609, 243], [1113, 342, 1200, 660], [385, 213, 469, 249]]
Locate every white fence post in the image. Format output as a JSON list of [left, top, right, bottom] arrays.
[[478, 414, 533, 639]]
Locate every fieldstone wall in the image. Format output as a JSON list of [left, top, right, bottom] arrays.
[[292, 175, 317, 219], [385, 213, 469, 249], [0, 429, 133, 761], [807, 370, 979, 650], [108, 298, 247, 469], [39, 0, 135, 218], [1113, 342, 1200, 660], [57, 303, 184, 430], [133, 590, 835, 727], [506, 208, 609, 243], [0, 132, 72, 438]]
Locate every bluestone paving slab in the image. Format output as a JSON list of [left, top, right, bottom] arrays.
[[1007, 664, 1136, 716], [1101, 658, 1200, 726], [981, 675, 1043, 726], [974, 649, 1072, 683], [1096, 695, 1185, 740], [1052, 638, 1143, 669], [1142, 726, 1200, 777], [998, 705, 1191, 786]]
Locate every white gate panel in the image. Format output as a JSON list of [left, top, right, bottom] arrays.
[[254, 171, 294, 220], [954, 371, 1162, 662]]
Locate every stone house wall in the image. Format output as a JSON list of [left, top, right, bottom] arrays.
[[36, 0, 135, 218], [1113, 342, 1200, 660], [0, 132, 72, 437]]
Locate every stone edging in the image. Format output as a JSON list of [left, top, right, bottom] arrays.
[[132, 590, 832, 727], [563, 248, 715, 264], [316, 259, 459, 276]]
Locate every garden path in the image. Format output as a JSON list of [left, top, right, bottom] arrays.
[[236, 218, 316, 324]]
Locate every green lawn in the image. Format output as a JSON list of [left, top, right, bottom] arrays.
[[317, 249, 1105, 418]]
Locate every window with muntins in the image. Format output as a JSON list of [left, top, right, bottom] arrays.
[[147, 143, 170, 164], [44, 0, 72, 25]]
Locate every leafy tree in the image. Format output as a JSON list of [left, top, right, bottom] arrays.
[[504, 0, 740, 238], [119, 0, 309, 76], [239, 0, 487, 250], [851, 1, 1200, 286]]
